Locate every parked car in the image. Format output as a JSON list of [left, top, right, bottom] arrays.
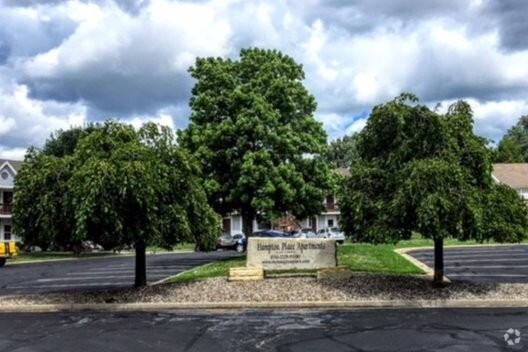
[[216, 233, 247, 252], [292, 228, 317, 239], [316, 227, 345, 244], [250, 229, 289, 238]]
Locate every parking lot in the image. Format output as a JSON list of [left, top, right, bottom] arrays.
[[408, 245, 528, 283], [0, 251, 240, 295]]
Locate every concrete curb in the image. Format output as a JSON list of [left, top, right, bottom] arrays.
[[394, 248, 451, 284], [0, 299, 527, 313]]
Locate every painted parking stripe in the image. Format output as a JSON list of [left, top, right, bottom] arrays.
[[37, 276, 136, 282], [8, 282, 133, 289], [416, 258, 528, 264], [444, 249, 527, 255], [414, 253, 528, 261], [69, 269, 185, 275], [448, 273, 528, 278], [444, 264, 528, 269]]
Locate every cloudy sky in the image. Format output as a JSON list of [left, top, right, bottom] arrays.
[[1, 0, 528, 159]]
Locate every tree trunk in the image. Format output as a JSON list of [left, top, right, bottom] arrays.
[[134, 240, 147, 287], [242, 210, 254, 237], [433, 237, 444, 287]]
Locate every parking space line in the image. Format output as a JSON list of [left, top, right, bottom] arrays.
[[9, 282, 133, 289], [448, 273, 528, 278], [444, 264, 528, 269], [37, 276, 136, 282]]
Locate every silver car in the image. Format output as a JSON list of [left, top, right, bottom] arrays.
[[316, 227, 345, 244], [216, 233, 247, 252]]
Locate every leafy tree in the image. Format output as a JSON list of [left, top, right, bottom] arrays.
[[179, 48, 333, 236], [14, 124, 103, 251], [42, 123, 102, 157], [494, 137, 524, 163], [340, 94, 527, 286], [494, 115, 528, 162], [14, 121, 219, 287], [13, 150, 75, 251], [326, 133, 360, 168]]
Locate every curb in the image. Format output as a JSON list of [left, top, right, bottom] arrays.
[[0, 299, 527, 313], [394, 248, 451, 284]]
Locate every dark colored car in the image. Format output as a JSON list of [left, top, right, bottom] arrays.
[[250, 229, 289, 238], [216, 233, 247, 252]]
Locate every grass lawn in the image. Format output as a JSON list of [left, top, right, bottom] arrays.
[[146, 243, 196, 253], [14, 251, 118, 263], [168, 256, 246, 283], [13, 242, 197, 263], [167, 236, 528, 283]]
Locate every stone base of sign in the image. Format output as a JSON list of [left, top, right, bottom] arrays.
[[228, 267, 264, 281], [317, 266, 353, 280]]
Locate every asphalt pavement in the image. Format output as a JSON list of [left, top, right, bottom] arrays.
[[408, 245, 528, 283], [0, 308, 525, 351], [0, 250, 241, 295]]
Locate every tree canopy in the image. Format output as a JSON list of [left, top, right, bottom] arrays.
[[14, 121, 219, 287], [42, 123, 102, 157], [494, 115, 528, 162], [326, 133, 360, 169], [179, 48, 333, 235], [340, 94, 528, 285]]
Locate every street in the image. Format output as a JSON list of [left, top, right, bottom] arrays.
[[0, 308, 525, 351], [0, 251, 240, 295], [408, 245, 528, 283]]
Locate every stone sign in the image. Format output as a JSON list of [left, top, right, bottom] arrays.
[[246, 238, 337, 270]]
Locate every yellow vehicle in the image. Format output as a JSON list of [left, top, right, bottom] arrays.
[[0, 241, 17, 267]]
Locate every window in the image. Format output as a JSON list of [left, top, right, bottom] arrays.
[[4, 225, 11, 241], [3, 191, 13, 204], [327, 219, 334, 227], [1, 171, 8, 180]]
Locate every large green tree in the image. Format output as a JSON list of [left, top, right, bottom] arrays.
[[340, 94, 528, 286], [326, 133, 360, 169], [14, 121, 219, 287], [179, 48, 333, 235], [494, 115, 528, 162]]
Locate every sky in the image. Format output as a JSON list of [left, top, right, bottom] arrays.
[[1, 0, 528, 160]]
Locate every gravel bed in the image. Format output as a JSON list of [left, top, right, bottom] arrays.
[[2, 273, 528, 305]]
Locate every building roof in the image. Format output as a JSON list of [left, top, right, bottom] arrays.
[[0, 159, 23, 173], [335, 167, 351, 177], [492, 163, 528, 189]]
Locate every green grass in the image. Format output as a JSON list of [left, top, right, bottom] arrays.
[[146, 243, 196, 253], [13, 242, 197, 263], [338, 244, 422, 274], [14, 251, 118, 263], [167, 256, 246, 283], [167, 236, 528, 283]]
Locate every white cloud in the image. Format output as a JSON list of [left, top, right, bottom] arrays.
[[0, 76, 87, 158], [0, 146, 26, 160], [0, 0, 528, 152]]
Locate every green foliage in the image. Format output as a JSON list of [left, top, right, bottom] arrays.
[[326, 133, 360, 168], [42, 123, 102, 157], [13, 121, 220, 285], [494, 115, 528, 162], [482, 184, 528, 243], [179, 48, 333, 231], [340, 94, 527, 256], [494, 137, 524, 163], [13, 151, 75, 250]]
